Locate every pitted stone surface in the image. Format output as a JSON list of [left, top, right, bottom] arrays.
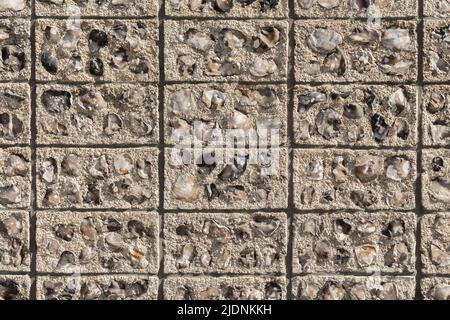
[[420, 213, 450, 274], [164, 212, 287, 274], [36, 211, 159, 273], [0, 211, 30, 272], [163, 276, 286, 300], [0, 275, 30, 300], [421, 277, 450, 300], [425, 1, 450, 18], [292, 275, 415, 300], [293, 149, 416, 211], [36, 275, 159, 300], [292, 212, 416, 274], [422, 149, 450, 211], [424, 20, 450, 82]]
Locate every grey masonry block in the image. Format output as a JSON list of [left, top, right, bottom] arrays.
[[0, 0, 30, 17], [0, 275, 30, 300], [421, 277, 450, 300], [0, 211, 30, 272], [422, 85, 450, 147], [422, 149, 450, 211], [424, 20, 450, 82], [164, 212, 287, 274], [0, 19, 30, 81], [420, 213, 450, 274], [424, 0, 450, 17]]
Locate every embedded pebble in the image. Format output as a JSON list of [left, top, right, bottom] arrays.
[[0, 211, 29, 271]]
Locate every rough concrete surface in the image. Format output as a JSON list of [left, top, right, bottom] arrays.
[[0, 1, 447, 301]]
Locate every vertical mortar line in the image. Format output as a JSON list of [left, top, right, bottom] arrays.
[[157, 0, 166, 300], [415, 0, 424, 300], [29, 0, 38, 300], [286, 1, 295, 300]]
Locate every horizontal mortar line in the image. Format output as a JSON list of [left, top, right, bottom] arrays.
[[164, 80, 288, 85], [163, 16, 289, 21], [0, 79, 31, 84], [294, 80, 421, 86], [293, 16, 419, 21], [291, 208, 419, 214], [161, 272, 287, 277], [291, 144, 419, 151], [0, 144, 32, 148], [35, 80, 159, 85], [423, 81, 450, 85], [33, 271, 159, 276], [420, 273, 450, 278], [291, 271, 417, 277], [162, 208, 288, 214], [34, 15, 158, 20], [34, 207, 159, 212], [0, 271, 32, 275], [35, 143, 160, 148]]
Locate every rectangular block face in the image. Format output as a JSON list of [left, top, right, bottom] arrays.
[[36, 19, 158, 82], [36, 211, 159, 274], [164, 212, 287, 274], [293, 212, 416, 274], [0, 19, 30, 81], [420, 213, 450, 274], [293, 149, 416, 211], [425, 1, 450, 17], [421, 277, 450, 300], [0, 275, 30, 300], [165, 20, 288, 82], [295, 20, 417, 83], [0, 211, 30, 272], [163, 276, 286, 300], [294, 85, 417, 147], [35, 0, 158, 17], [422, 150, 450, 211], [0, 84, 31, 145], [422, 85, 450, 147], [36, 84, 159, 145], [166, 0, 287, 18], [295, 0, 417, 18], [164, 148, 288, 209], [0, 147, 31, 209], [36, 148, 159, 209], [165, 84, 287, 146], [292, 275, 415, 300], [424, 20, 450, 82], [37, 275, 158, 300], [0, 0, 30, 17]]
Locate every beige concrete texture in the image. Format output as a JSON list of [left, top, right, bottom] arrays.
[[36, 83, 159, 145], [420, 213, 450, 274], [0, 19, 31, 81], [36, 211, 159, 274], [0, 147, 31, 209], [291, 275, 416, 300], [164, 20, 288, 82], [422, 149, 450, 211], [295, 20, 418, 83], [293, 84, 417, 147], [292, 212, 416, 274], [422, 85, 450, 147], [293, 149, 416, 211], [0, 211, 30, 272], [36, 275, 159, 300], [35, 0, 158, 17], [0, 83, 31, 145], [165, 84, 287, 146], [164, 212, 287, 274], [164, 147, 288, 209], [35, 19, 158, 82], [421, 277, 450, 300], [0, 0, 31, 17], [166, 0, 288, 18], [424, 19, 450, 82], [36, 147, 159, 209], [163, 276, 286, 300], [424, 0, 450, 17], [0, 275, 31, 300]]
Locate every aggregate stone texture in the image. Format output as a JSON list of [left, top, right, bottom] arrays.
[[421, 277, 450, 300], [36, 275, 159, 300], [165, 83, 287, 147], [164, 20, 289, 82], [36, 148, 159, 209], [36, 211, 159, 274], [294, 84, 417, 147], [0, 211, 30, 272], [0, 19, 31, 81], [295, 20, 418, 83], [36, 83, 159, 145], [165, 147, 288, 209], [292, 212, 416, 274], [0, 0, 445, 302], [0, 275, 31, 300], [166, 0, 287, 18], [293, 149, 416, 211], [164, 212, 287, 274], [422, 149, 450, 211], [291, 275, 416, 300], [422, 85, 450, 147], [36, 19, 159, 82], [35, 0, 159, 17], [0, 147, 31, 209], [0, 83, 31, 145], [163, 276, 286, 300], [424, 19, 450, 82], [420, 213, 450, 275], [294, 0, 417, 18]]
